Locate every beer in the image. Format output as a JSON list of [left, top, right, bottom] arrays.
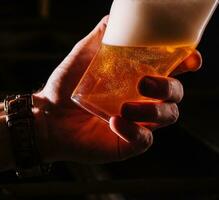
[[72, 0, 218, 122], [72, 44, 194, 121]]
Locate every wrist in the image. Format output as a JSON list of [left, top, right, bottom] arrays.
[[0, 103, 15, 171], [32, 93, 55, 164]]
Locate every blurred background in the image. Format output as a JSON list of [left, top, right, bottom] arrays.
[[0, 0, 218, 199]]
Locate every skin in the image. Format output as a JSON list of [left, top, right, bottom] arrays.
[[33, 16, 202, 164], [0, 16, 202, 171]]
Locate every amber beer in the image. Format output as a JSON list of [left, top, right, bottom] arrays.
[[72, 0, 218, 122], [72, 44, 194, 120]]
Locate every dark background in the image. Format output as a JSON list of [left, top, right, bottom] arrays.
[[0, 1, 218, 199]]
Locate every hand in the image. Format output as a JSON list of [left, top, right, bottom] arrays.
[[33, 16, 202, 164]]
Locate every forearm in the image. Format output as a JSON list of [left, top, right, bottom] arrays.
[[0, 103, 15, 171]]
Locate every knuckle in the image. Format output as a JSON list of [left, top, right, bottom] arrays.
[[153, 103, 179, 124], [169, 103, 179, 123], [166, 79, 174, 100], [153, 104, 162, 121], [136, 127, 153, 153], [168, 78, 184, 102], [175, 79, 184, 102]]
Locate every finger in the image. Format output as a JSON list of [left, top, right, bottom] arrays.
[[109, 116, 153, 159], [61, 15, 108, 68], [138, 76, 184, 103], [170, 50, 202, 76], [68, 15, 108, 87], [121, 102, 179, 124], [74, 15, 109, 53], [45, 16, 109, 102]]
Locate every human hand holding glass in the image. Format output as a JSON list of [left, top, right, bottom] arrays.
[[0, 1, 213, 171], [72, 0, 218, 122], [33, 17, 201, 163]]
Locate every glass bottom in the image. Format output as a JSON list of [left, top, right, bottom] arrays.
[[72, 96, 110, 123]]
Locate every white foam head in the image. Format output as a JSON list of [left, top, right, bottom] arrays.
[[103, 0, 218, 46]]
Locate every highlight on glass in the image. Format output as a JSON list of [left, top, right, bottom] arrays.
[[72, 0, 218, 122]]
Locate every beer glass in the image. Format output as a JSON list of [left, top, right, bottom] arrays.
[[72, 0, 218, 122]]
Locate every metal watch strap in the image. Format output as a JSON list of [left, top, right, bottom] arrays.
[[4, 94, 43, 178]]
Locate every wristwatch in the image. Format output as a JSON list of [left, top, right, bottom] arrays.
[[4, 94, 48, 178]]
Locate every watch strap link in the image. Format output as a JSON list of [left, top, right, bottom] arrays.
[[4, 95, 43, 178]]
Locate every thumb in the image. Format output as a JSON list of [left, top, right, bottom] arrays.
[[110, 116, 153, 160], [41, 16, 108, 103], [60, 15, 109, 79], [73, 16, 109, 56], [59, 15, 109, 90]]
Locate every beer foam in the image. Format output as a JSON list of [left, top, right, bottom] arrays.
[[103, 0, 218, 46]]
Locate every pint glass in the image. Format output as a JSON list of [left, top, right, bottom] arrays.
[[72, 0, 218, 122]]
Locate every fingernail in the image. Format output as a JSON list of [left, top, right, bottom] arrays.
[[121, 103, 140, 120], [132, 126, 153, 155], [110, 116, 152, 147], [110, 116, 153, 158], [170, 103, 179, 123], [110, 116, 138, 142], [138, 76, 159, 97], [109, 116, 129, 142]]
